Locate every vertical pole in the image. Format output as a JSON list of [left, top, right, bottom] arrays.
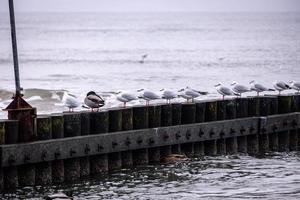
[[225, 99, 238, 154], [204, 100, 218, 155], [171, 103, 181, 153], [8, 0, 21, 95], [277, 95, 291, 152], [121, 108, 133, 168]]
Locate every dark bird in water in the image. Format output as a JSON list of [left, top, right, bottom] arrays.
[[84, 91, 105, 112], [139, 54, 148, 63]]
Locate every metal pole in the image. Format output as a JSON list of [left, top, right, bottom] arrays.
[[8, 0, 21, 96]]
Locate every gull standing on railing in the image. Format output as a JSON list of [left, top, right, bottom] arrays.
[[137, 89, 160, 106], [231, 81, 250, 97], [160, 88, 177, 104], [289, 81, 300, 93], [214, 83, 236, 100], [178, 87, 207, 103], [116, 91, 138, 108], [62, 91, 81, 112], [249, 80, 275, 96], [273, 81, 291, 95]]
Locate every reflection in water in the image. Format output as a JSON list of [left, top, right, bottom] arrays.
[[2, 152, 300, 199]]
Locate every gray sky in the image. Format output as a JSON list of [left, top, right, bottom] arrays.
[[0, 0, 300, 12]]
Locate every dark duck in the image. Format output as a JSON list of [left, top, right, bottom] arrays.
[[84, 91, 105, 112]]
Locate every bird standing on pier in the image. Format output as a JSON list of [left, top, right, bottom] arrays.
[[116, 91, 138, 107], [214, 83, 236, 100], [84, 91, 105, 112], [249, 80, 275, 96], [160, 88, 177, 104], [137, 89, 160, 106], [231, 81, 250, 97], [178, 87, 205, 103], [62, 91, 81, 112], [289, 81, 300, 93], [273, 81, 291, 95]]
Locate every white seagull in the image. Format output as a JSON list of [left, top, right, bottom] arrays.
[[214, 83, 236, 100], [273, 81, 291, 95], [62, 91, 81, 112], [160, 89, 177, 104], [84, 91, 105, 112], [289, 81, 300, 93], [178, 87, 206, 103], [116, 91, 138, 108], [231, 81, 250, 97], [137, 89, 160, 106], [249, 80, 275, 96]]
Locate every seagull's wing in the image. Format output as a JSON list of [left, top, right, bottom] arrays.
[[122, 93, 137, 101], [185, 90, 200, 97], [219, 86, 233, 95], [276, 81, 289, 89], [255, 83, 268, 91], [144, 91, 160, 99], [88, 94, 104, 104], [234, 84, 250, 93]]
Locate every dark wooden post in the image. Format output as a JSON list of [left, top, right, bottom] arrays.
[[171, 103, 181, 153], [51, 114, 64, 183], [204, 100, 218, 155], [225, 99, 238, 154], [132, 106, 149, 165], [63, 113, 81, 181], [121, 108, 133, 168], [90, 111, 109, 174], [277, 95, 291, 152]]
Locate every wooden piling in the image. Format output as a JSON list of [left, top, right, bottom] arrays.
[[80, 112, 91, 135], [247, 97, 259, 155], [90, 111, 109, 134], [109, 109, 122, 132], [79, 112, 91, 177], [181, 143, 194, 156], [132, 106, 149, 165], [63, 113, 81, 181], [161, 104, 172, 127], [171, 103, 181, 125], [121, 108, 133, 168], [149, 105, 161, 128], [108, 153, 122, 171], [204, 101, 217, 155], [194, 142, 204, 156], [90, 111, 109, 174], [258, 97, 274, 154], [51, 114, 64, 183], [225, 99, 238, 154], [266, 96, 279, 151], [277, 95, 291, 151], [0, 121, 4, 190], [196, 102, 206, 123], [181, 103, 196, 124], [35, 116, 52, 185], [289, 94, 299, 151], [1, 120, 19, 189], [133, 106, 149, 130], [148, 147, 161, 163], [216, 100, 227, 155], [235, 98, 248, 153], [108, 109, 123, 171]]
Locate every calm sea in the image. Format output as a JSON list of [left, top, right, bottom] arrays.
[[0, 12, 300, 199]]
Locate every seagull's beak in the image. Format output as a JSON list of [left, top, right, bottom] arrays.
[[159, 88, 164, 91]]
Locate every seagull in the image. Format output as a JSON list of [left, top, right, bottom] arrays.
[[289, 81, 300, 93], [273, 81, 291, 95], [116, 91, 138, 108], [84, 91, 105, 112], [214, 83, 236, 100], [62, 91, 81, 112], [231, 81, 250, 97], [139, 54, 148, 64], [249, 80, 275, 96], [178, 87, 205, 103], [160, 89, 177, 104], [137, 89, 160, 106]]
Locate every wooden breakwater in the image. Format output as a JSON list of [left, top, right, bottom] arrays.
[[0, 94, 299, 190]]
